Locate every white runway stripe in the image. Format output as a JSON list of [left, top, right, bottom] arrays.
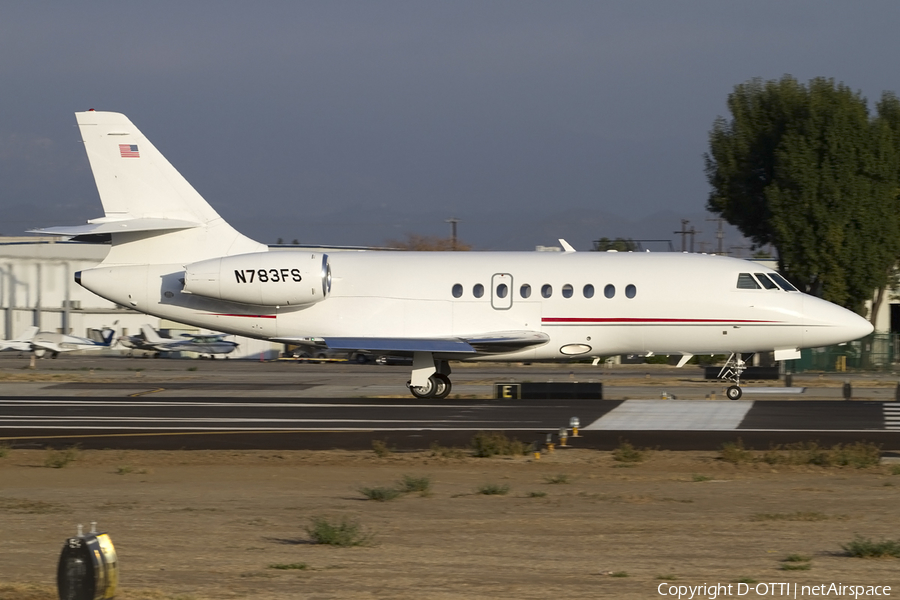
[[584, 400, 754, 430], [884, 403, 900, 430]]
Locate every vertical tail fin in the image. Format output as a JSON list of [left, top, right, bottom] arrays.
[[69, 111, 267, 265], [13, 326, 38, 342], [140, 324, 168, 345]]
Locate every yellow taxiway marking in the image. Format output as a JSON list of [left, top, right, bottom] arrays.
[[128, 388, 166, 397]]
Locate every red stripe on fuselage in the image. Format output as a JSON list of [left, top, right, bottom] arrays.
[[541, 318, 779, 324], [208, 313, 277, 319]]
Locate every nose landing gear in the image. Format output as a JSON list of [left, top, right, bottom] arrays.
[[718, 353, 751, 401]]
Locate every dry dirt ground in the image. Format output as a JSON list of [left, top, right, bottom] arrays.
[[2, 446, 900, 600]]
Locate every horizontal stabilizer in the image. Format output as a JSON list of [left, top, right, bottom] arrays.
[[30, 217, 201, 237]]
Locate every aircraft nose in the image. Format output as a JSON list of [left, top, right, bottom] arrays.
[[802, 296, 873, 347]]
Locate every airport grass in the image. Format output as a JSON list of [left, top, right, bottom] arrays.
[[719, 440, 881, 468], [544, 473, 571, 484], [780, 562, 811, 571], [890, 464, 900, 475], [358, 486, 401, 502], [751, 511, 846, 522], [0, 444, 9, 459], [842, 536, 900, 558], [429, 442, 466, 459], [720, 439, 754, 464], [761, 441, 881, 468], [371, 440, 391, 458], [305, 516, 373, 547], [476, 483, 510, 495], [783, 554, 812, 562], [527, 491, 547, 498], [469, 431, 527, 457], [43, 445, 79, 468], [612, 440, 646, 463], [610, 571, 629, 577], [397, 474, 432, 495], [268, 563, 308, 570], [692, 474, 713, 482]]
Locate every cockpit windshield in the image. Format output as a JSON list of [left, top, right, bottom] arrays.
[[736, 273, 760, 289], [754, 273, 779, 290], [767, 272, 799, 291], [736, 271, 799, 292]]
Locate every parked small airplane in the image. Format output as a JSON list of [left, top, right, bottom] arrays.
[[128, 324, 238, 357], [35, 111, 874, 399], [0, 327, 39, 352], [30, 326, 117, 358]]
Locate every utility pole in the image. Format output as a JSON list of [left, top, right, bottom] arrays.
[[445, 218, 459, 251], [706, 217, 725, 254], [674, 220, 689, 252], [688, 224, 699, 253]]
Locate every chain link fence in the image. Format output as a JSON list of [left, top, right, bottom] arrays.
[[788, 334, 899, 373]]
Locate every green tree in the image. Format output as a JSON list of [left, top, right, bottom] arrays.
[[592, 237, 637, 252], [706, 75, 900, 316]]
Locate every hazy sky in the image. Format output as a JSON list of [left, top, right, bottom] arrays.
[[2, 2, 900, 251]]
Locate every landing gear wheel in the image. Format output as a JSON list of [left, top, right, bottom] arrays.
[[408, 377, 437, 399], [726, 385, 743, 401], [432, 373, 452, 400]]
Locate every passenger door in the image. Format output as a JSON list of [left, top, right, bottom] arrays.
[[491, 273, 513, 310]]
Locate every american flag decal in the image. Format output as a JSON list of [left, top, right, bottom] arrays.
[[119, 144, 140, 158]]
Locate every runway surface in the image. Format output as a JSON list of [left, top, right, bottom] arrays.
[[2, 395, 899, 450]]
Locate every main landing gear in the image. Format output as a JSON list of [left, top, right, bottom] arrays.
[[406, 352, 453, 400], [718, 352, 750, 400]]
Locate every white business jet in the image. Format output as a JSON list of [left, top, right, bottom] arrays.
[[34, 111, 873, 399]]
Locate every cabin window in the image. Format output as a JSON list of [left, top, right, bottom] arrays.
[[736, 273, 760, 289], [520, 284, 532, 298], [541, 284, 553, 298], [768, 272, 799, 291], [625, 284, 636, 298], [452, 283, 463, 298], [583, 284, 594, 298], [562, 284, 573, 298], [604, 284, 616, 298], [473, 283, 484, 298], [496, 283, 508, 299], [754, 273, 778, 290]]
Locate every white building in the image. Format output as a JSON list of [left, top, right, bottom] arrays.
[[0, 238, 282, 359]]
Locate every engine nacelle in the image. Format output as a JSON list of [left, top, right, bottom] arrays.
[[183, 252, 331, 306]]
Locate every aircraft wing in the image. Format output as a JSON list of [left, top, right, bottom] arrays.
[[274, 331, 549, 355], [0, 326, 38, 351], [30, 340, 64, 353]]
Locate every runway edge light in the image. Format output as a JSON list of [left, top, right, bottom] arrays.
[[57, 521, 119, 600]]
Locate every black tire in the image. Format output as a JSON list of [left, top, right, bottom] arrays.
[[432, 373, 452, 399], [726, 385, 743, 401]]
